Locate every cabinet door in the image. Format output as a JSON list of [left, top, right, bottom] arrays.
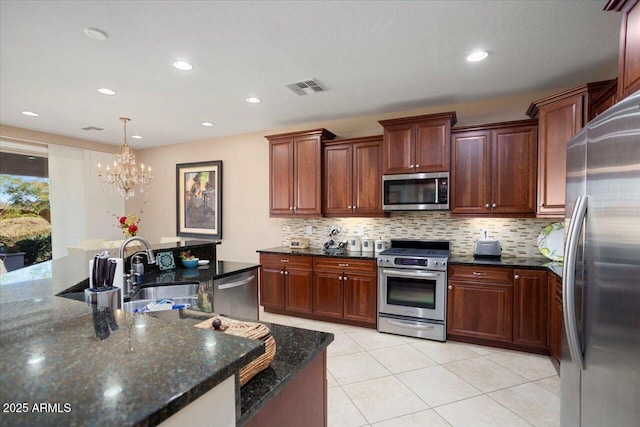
[[313, 271, 344, 319], [285, 268, 313, 314], [414, 119, 451, 172], [324, 144, 353, 215], [352, 140, 383, 215], [293, 134, 322, 216], [490, 125, 537, 214], [548, 273, 563, 365], [343, 273, 377, 325], [447, 280, 513, 342], [617, 0, 640, 100], [383, 122, 414, 174], [260, 266, 285, 309], [269, 138, 294, 216], [450, 131, 491, 214], [537, 95, 583, 216], [513, 269, 548, 350]]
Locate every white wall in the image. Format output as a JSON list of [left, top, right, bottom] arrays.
[[49, 146, 124, 258]]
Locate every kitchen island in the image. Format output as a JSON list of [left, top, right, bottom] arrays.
[[0, 241, 333, 426]]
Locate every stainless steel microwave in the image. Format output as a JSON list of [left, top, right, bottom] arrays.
[[382, 172, 449, 211]]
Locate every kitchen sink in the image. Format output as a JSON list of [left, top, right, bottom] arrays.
[[123, 296, 199, 313], [130, 282, 200, 301]]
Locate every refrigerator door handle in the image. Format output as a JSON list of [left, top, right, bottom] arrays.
[[563, 195, 588, 370]]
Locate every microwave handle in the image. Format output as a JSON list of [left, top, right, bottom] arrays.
[[434, 178, 439, 204]]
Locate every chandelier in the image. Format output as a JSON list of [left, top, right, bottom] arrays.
[[97, 117, 152, 199]]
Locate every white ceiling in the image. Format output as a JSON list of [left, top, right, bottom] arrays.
[[0, 1, 621, 148]]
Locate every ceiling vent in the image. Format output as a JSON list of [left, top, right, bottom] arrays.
[[284, 79, 325, 96], [82, 126, 104, 131]]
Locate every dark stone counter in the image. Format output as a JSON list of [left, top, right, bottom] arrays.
[[257, 246, 377, 260], [449, 255, 563, 277], [0, 240, 332, 426]]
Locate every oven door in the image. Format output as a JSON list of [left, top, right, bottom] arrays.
[[378, 268, 446, 321]]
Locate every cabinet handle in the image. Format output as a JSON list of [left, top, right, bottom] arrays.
[[492, 203, 497, 208], [293, 206, 297, 210], [289, 207, 294, 210], [338, 263, 349, 267], [540, 203, 545, 207], [338, 276, 343, 281], [280, 259, 289, 263], [514, 274, 520, 280], [448, 285, 453, 290], [343, 276, 347, 282], [348, 205, 352, 209], [415, 164, 420, 168], [409, 164, 415, 168], [284, 271, 289, 276], [485, 203, 490, 208], [280, 270, 284, 275], [472, 272, 487, 276]]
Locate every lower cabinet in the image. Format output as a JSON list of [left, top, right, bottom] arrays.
[[259, 254, 313, 314], [313, 257, 377, 327], [260, 253, 377, 328], [548, 272, 563, 367], [447, 265, 549, 354]]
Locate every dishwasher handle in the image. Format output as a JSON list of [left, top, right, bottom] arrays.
[[217, 275, 256, 290]]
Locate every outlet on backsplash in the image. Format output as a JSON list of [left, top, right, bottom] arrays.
[[481, 228, 490, 240]]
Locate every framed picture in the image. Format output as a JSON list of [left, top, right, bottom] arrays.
[[176, 160, 222, 239]]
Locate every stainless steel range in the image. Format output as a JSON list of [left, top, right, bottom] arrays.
[[377, 240, 449, 341]]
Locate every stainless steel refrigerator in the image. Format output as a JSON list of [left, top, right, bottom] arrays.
[[562, 89, 640, 427]]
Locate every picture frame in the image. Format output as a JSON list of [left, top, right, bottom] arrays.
[[176, 160, 222, 239]]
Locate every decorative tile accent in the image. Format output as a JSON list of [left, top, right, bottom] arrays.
[[282, 212, 554, 258]]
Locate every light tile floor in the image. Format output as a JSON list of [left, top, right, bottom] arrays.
[[260, 308, 560, 427]]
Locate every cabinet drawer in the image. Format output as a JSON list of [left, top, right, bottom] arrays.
[[448, 265, 513, 285], [260, 253, 313, 269], [313, 257, 377, 274]]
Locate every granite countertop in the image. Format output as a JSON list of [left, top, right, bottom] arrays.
[[0, 241, 301, 426], [449, 255, 563, 277], [148, 309, 334, 426], [257, 246, 377, 260]]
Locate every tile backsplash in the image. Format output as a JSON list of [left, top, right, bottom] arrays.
[[282, 212, 559, 259]]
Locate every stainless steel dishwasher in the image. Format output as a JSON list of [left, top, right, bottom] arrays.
[[213, 268, 259, 321]]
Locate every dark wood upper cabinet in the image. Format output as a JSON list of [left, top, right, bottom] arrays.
[[527, 81, 612, 217], [606, 0, 640, 101], [379, 112, 456, 174], [266, 128, 336, 217], [451, 120, 537, 216], [324, 135, 384, 217]]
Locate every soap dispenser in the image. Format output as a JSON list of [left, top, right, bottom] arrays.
[[133, 255, 144, 284]]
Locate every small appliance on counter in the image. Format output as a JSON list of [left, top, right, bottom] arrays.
[[347, 236, 361, 252], [374, 239, 389, 253], [473, 239, 502, 259], [289, 238, 309, 249]]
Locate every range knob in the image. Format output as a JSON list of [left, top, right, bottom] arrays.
[[432, 260, 439, 266]]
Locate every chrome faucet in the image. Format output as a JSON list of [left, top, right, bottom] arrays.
[[119, 237, 156, 295]]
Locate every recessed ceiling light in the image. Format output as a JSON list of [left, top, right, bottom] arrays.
[[131, 135, 142, 139], [201, 122, 214, 127], [245, 97, 262, 104], [172, 60, 193, 71], [21, 111, 39, 117], [97, 88, 117, 95], [84, 28, 108, 41], [466, 50, 489, 62]]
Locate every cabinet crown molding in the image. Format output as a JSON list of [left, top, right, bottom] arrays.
[[452, 118, 538, 133], [378, 111, 457, 127], [265, 128, 336, 141], [324, 135, 382, 146], [526, 80, 614, 118]]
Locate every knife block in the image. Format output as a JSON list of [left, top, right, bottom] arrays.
[[87, 258, 124, 309]]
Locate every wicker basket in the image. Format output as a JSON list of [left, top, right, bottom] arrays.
[[195, 316, 276, 386]]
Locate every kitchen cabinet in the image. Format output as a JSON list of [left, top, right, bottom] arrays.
[[447, 265, 514, 343], [589, 79, 618, 120], [450, 120, 538, 216], [513, 269, 548, 351], [313, 257, 377, 327], [259, 254, 313, 314], [548, 271, 563, 368], [323, 135, 384, 217], [526, 81, 612, 217], [447, 265, 550, 353], [606, 0, 640, 101], [266, 128, 336, 217], [379, 112, 457, 174]]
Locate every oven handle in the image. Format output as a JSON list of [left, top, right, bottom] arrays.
[[381, 269, 441, 279], [386, 318, 436, 330]]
